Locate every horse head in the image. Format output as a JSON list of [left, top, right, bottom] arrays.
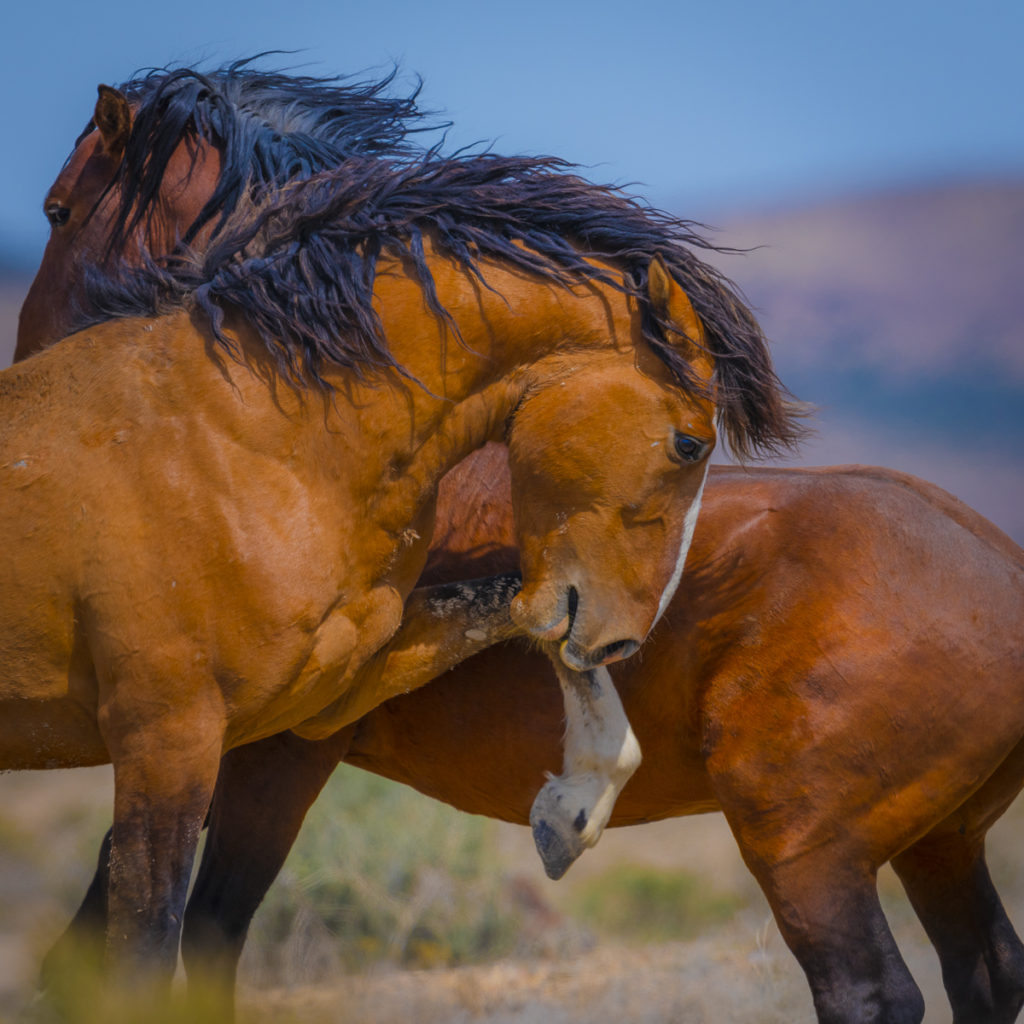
[[508, 257, 715, 670], [17, 86, 220, 357], [17, 62, 438, 362]]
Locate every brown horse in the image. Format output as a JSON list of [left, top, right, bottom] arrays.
[[2, 239, 719, 979], [52, 446, 1024, 1024], [17, 59, 439, 357], [17, 72, 799, 878], [352, 452, 1024, 1024]]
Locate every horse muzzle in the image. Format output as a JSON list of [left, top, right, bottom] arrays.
[[511, 583, 642, 670]]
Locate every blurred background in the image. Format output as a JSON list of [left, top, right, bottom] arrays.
[[0, 1, 1022, 1021]]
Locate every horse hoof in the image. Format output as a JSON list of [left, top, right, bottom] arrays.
[[531, 817, 584, 880]]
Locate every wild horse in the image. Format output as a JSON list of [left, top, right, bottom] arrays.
[[43, 447, 1024, 1024], [6, 96, 800, 997], [17, 64, 796, 871]]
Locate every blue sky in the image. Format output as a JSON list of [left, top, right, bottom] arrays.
[[3, 0, 1023, 263]]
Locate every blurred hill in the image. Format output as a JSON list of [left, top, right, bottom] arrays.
[[0, 179, 1021, 539], [707, 180, 1024, 542]]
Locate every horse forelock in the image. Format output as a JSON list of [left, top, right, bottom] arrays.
[[82, 143, 808, 457]]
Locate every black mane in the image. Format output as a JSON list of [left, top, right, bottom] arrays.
[[85, 55, 443, 253], [86, 148, 805, 458]]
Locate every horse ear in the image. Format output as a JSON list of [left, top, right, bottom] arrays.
[[647, 253, 704, 351], [94, 85, 132, 159]]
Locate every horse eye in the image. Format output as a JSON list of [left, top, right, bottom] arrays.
[[673, 432, 705, 462], [45, 204, 71, 228]]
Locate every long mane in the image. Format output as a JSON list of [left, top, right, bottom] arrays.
[[86, 55, 442, 253], [81, 64, 805, 458]]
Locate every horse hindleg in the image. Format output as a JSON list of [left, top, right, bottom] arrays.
[[893, 834, 1024, 1024], [741, 846, 924, 1024], [888, 806, 1024, 1024], [889, 733, 1024, 1024], [530, 658, 641, 880], [181, 728, 354, 1005], [39, 829, 112, 988]]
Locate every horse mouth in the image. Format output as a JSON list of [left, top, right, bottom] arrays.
[[559, 635, 638, 671]]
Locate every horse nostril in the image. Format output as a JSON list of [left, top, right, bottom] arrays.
[[566, 586, 579, 629], [600, 639, 638, 664]]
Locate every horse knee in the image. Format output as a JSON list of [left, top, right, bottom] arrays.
[[797, 931, 924, 1024]]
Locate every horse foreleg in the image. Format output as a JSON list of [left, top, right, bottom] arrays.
[[291, 572, 522, 740], [102, 701, 223, 986], [736, 839, 925, 1024], [181, 728, 355, 1016], [529, 658, 641, 880], [181, 571, 522, 1006]]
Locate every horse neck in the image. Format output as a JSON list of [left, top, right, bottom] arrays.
[[305, 255, 635, 576], [368, 247, 639, 401], [330, 371, 525, 557], [354, 251, 638, 494]]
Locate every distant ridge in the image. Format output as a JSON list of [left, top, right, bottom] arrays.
[[696, 179, 1024, 541], [708, 179, 1024, 382]]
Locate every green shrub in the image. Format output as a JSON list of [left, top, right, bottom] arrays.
[[568, 864, 742, 944], [246, 764, 520, 979]]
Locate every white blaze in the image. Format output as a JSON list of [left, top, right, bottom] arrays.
[[653, 463, 709, 627]]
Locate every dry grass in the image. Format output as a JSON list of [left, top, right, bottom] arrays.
[[2, 762, 1022, 1023]]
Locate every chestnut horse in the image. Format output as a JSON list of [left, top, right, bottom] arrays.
[[24, 68, 1022, 1024], [355, 453, 1024, 1024], [8, 121, 804, 994], [18, 69, 797, 875], [50, 447, 1024, 1024]]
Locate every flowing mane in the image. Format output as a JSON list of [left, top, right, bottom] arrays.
[[85, 55, 442, 253], [85, 149, 805, 458]]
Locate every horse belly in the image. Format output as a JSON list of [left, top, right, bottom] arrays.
[[0, 692, 107, 770]]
